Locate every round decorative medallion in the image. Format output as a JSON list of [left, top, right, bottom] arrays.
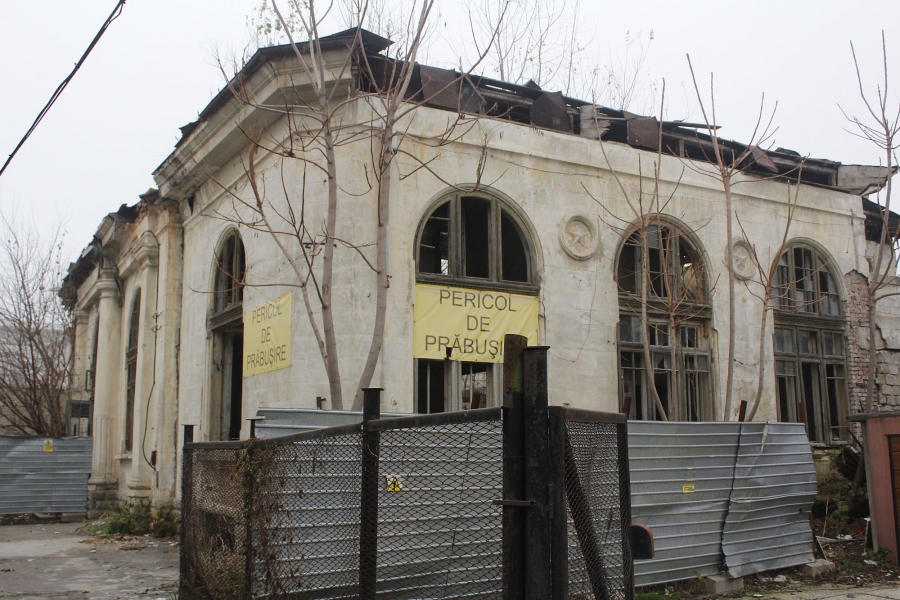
[[559, 214, 599, 260], [731, 240, 756, 280]]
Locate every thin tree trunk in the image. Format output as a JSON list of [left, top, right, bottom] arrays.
[[319, 94, 344, 410], [747, 306, 769, 422], [722, 177, 736, 421], [353, 115, 394, 410]]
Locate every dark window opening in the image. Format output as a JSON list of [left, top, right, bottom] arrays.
[[215, 234, 245, 314], [124, 290, 141, 452], [501, 211, 529, 282], [417, 359, 446, 414], [416, 194, 535, 288], [418, 202, 450, 275], [227, 334, 244, 440], [462, 197, 490, 279]]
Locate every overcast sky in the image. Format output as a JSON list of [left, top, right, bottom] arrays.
[[1, 1, 898, 262]]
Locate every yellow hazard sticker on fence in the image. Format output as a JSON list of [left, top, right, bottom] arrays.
[[386, 475, 403, 492], [43, 440, 53, 452], [682, 483, 695, 493]]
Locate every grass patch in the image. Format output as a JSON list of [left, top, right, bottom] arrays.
[[84, 500, 179, 538]]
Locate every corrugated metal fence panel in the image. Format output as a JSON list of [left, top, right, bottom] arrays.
[[0, 436, 92, 514], [255, 408, 415, 438], [253, 434, 363, 599], [723, 422, 816, 577], [252, 421, 504, 599], [628, 422, 740, 587]]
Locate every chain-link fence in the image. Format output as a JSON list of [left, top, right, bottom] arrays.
[[180, 348, 632, 599], [563, 416, 632, 600]]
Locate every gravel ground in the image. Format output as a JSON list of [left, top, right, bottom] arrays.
[[0, 521, 178, 599]]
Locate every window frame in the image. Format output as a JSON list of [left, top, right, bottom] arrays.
[[772, 243, 848, 444], [414, 192, 537, 414], [617, 315, 714, 421], [615, 221, 714, 422], [209, 231, 246, 332], [415, 192, 539, 295], [772, 245, 842, 318]]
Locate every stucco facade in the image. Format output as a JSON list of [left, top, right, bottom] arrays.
[[62, 31, 900, 508]]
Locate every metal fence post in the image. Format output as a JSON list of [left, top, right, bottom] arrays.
[[617, 421, 635, 599], [524, 346, 551, 600], [360, 388, 382, 600], [502, 334, 527, 599], [243, 442, 255, 598], [548, 406, 568, 600]]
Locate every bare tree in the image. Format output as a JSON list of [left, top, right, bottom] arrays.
[[585, 83, 715, 421], [211, 0, 503, 410], [685, 55, 782, 421], [0, 211, 70, 436], [842, 32, 900, 417]]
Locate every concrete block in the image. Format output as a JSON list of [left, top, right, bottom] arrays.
[[801, 559, 834, 577], [706, 574, 743, 594]]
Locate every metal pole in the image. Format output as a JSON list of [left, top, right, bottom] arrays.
[[617, 420, 635, 599], [359, 388, 382, 600], [548, 405, 568, 600], [524, 346, 551, 600], [502, 334, 527, 600]]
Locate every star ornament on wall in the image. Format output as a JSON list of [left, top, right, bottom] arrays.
[[559, 215, 599, 260]]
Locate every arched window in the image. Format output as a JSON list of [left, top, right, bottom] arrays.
[[772, 244, 848, 443], [415, 193, 537, 414], [616, 222, 712, 421], [417, 194, 536, 288], [209, 231, 246, 441], [124, 289, 141, 451], [214, 233, 246, 315]]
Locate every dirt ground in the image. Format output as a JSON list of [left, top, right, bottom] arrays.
[[0, 521, 178, 599]]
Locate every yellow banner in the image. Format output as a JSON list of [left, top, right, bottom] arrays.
[[243, 292, 292, 377], [413, 284, 539, 363]]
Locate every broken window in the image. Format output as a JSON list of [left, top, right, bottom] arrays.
[[214, 233, 245, 314], [617, 225, 704, 301], [616, 223, 712, 421], [417, 194, 534, 286], [617, 315, 713, 421], [772, 245, 841, 316], [414, 359, 498, 414], [124, 289, 141, 452], [772, 244, 848, 443], [415, 193, 537, 412]]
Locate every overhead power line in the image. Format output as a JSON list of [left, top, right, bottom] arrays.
[[0, 0, 126, 178]]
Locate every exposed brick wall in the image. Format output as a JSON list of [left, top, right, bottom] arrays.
[[844, 270, 871, 415], [843, 269, 900, 413], [875, 348, 900, 408]]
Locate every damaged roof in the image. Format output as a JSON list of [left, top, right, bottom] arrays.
[[172, 27, 897, 200]]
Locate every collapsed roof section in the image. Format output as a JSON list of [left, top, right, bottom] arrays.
[[173, 27, 894, 200]]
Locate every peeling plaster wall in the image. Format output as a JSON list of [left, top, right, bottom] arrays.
[[170, 97, 872, 438]]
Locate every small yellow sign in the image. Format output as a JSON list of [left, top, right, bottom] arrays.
[[682, 484, 695, 493], [243, 292, 292, 377], [43, 440, 53, 452], [413, 284, 539, 363], [386, 476, 403, 492]]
